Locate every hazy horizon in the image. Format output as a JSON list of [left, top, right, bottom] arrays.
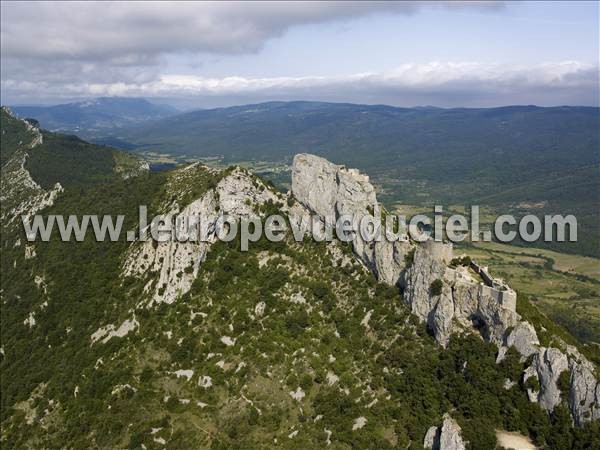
[[6, 96, 600, 112]]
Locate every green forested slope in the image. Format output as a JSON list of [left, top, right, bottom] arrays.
[[1, 107, 599, 449]]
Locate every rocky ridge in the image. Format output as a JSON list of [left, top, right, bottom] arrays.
[[123, 164, 283, 304], [0, 107, 63, 229], [291, 153, 600, 426], [292, 153, 412, 285], [4, 115, 600, 447]]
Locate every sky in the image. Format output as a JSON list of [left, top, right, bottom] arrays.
[[1, 1, 598, 108]]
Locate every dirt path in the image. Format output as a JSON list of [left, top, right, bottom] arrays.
[[496, 430, 537, 450]]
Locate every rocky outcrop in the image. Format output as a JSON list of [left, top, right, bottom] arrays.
[[402, 239, 600, 424], [402, 240, 454, 345], [120, 159, 150, 180], [504, 322, 540, 359], [566, 346, 600, 426], [439, 415, 466, 450], [424, 426, 439, 449], [401, 239, 522, 348], [125, 152, 600, 426], [531, 347, 569, 411], [123, 165, 280, 304], [0, 109, 63, 229], [292, 153, 412, 286], [423, 414, 466, 450], [291, 154, 599, 426]]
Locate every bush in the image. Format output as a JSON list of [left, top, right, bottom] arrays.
[[285, 310, 309, 337], [449, 256, 471, 267], [430, 279, 443, 296], [404, 249, 415, 267]]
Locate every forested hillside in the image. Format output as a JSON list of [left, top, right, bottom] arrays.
[[1, 111, 599, 448]]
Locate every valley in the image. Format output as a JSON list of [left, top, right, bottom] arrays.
[[3, 2, 598, 449], [85, 101, 599, 258]]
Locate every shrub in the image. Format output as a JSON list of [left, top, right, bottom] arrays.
[[430, 279, 443, 296], [449, 255, 471, 267], [404, 249, 415, 268]]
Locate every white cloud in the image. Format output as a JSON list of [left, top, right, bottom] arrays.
[[1, 2, 503, 61], [2, 1, 596, 106], [3, 61, 597, 107]]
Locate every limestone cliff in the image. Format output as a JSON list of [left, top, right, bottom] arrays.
[[292, 153, 412, 285], [122, 165, 281, 304], [291, 153, 600, 426], [423, 414, 466, 450]]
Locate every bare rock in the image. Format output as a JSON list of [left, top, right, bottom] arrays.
[[429, 286, 455, 347], [505, 322, 540, 359], [424, 414, 466, 450], [439, 414, 466, 450], [567, 350, 600, 426], [123, 166, 279, 304], [532, 347, 569, 411], [291, 153, 410, 286], [424, 425, 440, 449]]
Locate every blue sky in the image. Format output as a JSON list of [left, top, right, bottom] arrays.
[[180, 2, 598, 77], [1, 1, 598, 107]]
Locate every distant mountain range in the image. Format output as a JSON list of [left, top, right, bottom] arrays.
[[10, 97, 178, 137], [115, 101, 600, 256], [109, 101, 599, 183], [13, 99, 600, 256]]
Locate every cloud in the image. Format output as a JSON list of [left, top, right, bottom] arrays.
[[3, 61, 597, 107], [1, 2, 503, 61], [3, 1, 595, 107]]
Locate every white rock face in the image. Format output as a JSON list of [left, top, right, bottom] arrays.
[[402, 239, 520, 347], [423, 426, 439, 449], [566, 347, 600, 425], [324, 428, 332, 446], [402, 240, 450, 325], [220, 336, 236, 347], [289, 387, 305, 401], [439, 414, 466, 450], [292, 154, 599, 426], [360, 309, 373, 329], [0, 110, 63, 228], [23, 312, 36, 328], [532, 347, 569, 411], [505, 322, 540, 359], [326, 371, 339, 386], [424, 414, 466, 450], [254, 301, 266, 317], [352, 416, 367, 431], [24, 245, 36, 259], [111, 384, 137, 396], [173, 369, 194, 381], [198, 375, 213, 389], [91, 315, 139, 344], [291, 153, 412, 286], [123, 167, 279, 304]]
